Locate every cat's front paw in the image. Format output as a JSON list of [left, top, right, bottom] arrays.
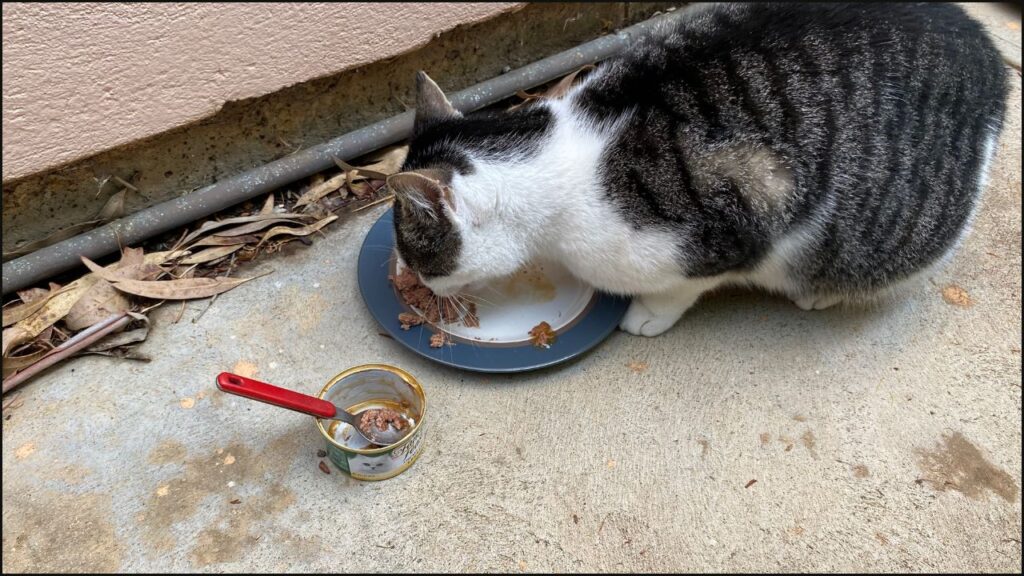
[[619, 299, 679, 337]]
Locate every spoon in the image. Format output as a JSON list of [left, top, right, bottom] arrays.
[[215, 372, 410, 446]]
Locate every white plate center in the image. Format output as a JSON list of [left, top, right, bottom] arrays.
[[396, 259, 595, 344]]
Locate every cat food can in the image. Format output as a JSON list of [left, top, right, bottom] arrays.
[[315, 364, 426, 481]]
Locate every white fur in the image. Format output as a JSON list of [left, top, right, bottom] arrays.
[[421, 87, 1001, 337], [424, 95, 685, 301]]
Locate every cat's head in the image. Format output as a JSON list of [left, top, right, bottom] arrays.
[[387, 72, 537, 296]]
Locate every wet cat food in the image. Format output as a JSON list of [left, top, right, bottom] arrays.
[[528, 321, 556, 348], [359, 408, 408, 432], [429, 332, 449, 348], [316, 365, 426, 482], [389, 268, 478, 328]]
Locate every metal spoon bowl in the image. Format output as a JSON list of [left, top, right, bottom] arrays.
[[215, 372, 410, 446]]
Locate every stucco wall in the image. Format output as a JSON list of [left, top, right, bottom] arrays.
[[0, 2, 522, 182]]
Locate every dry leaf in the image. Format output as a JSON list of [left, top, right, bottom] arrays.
[[15, 442, 36, 459], [3, 347, 51, 378], [79, 347, 150, 362], [142, 250, 191, 266], [3, 189, 130, 262], [2, 220, 104, 261], [349, 181, 374, 199], [64, 278, 130, 331], [294, 173, 348, 209], [256, 215, 337, 249], [188, 234, 260, 248], [181, 213, 312, 245], [941, 285, 973, 307], [82, 256, 260, 300], [2, 276, 97, 355], [199, 217, 311, 239], [509, 65, 595, 111], [259, 193, 276, 215], [2, 393, 25, 411], [180, 245, 243, 265], [336, 145, 408, 180], [541, 64, 595, 99], [2, 286, 74, 328], [626, 361, 648, 373], [96, 189, 127, 221], [75, 249, 164, 286], [301, 203, 334, 220], [86, 324, 149, 353], [232, 360, 258, 378], [17, 288, 51, 304]]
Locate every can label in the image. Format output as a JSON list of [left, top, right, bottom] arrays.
[[327, 420, 425, 481]]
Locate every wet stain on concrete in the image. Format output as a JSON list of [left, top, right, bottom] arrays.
[[141, 432, 304, 558], [778, 435, 795, 452], [190, 482, 305, 567], [697, 438, 710, 459], [800, 430, 818, 459], [915, 432, 1018, 503], [148, 439, 187, 465], [2, 490, 122, 572], [56, 464, 94, 485]]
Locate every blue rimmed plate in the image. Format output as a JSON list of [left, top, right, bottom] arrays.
[[357, 208, 630, 373]]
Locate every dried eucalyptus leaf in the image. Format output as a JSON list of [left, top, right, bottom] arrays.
[[294, 173, 348, 209], [2, 276, 97, 355], [2, 347, 50, 378], [2, 220, 104, 261], [200, 217, 310, 239], [64, 278, 131, 331], [86, 326, 150, 352], [82, 256, 260, 300], [188, 235, 260, 248], [96, 189, 127, 221], [181, 213, 311, 245], [179, 245, 243, 265], [256, 215, 337, 249]]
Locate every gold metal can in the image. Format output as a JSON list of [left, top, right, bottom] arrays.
[[315, 364, 426, 481]]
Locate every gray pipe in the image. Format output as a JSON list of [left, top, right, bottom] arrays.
[[2, 8, 688, 295]]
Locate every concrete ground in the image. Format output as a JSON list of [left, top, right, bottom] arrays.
[[3, 4, 1021, 573]]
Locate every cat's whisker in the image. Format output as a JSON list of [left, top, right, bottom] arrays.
[[455, 292, 497, 307]]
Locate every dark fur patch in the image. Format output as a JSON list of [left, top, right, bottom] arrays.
[[393, 105, 554, 279], [580, 2, 1007, 290], [392, 200, 461, 280], [395, 4, 1008, 294]]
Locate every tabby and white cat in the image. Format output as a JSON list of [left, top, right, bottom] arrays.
[[386, 3, 1008, 337]]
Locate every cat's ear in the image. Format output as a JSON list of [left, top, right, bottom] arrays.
[[414, 71, 460, 131], [387, 170, 453, 216]]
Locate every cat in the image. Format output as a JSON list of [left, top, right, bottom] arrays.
[[386, 2, 1008, 337]]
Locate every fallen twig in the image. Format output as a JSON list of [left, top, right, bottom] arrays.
[[192, 254, 241, 324], [2, 392, 22, 411], [2, 311, 132, 394], [353, 194, 395, 213]]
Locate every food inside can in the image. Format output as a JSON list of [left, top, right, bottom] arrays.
[[359, 406, 408, 433], [316, 365, 426, 481]]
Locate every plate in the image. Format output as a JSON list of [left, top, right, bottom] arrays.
[[357, 208, 630, 373]]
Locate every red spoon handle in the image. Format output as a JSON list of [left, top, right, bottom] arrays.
[[215, 372, 337, 419]]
